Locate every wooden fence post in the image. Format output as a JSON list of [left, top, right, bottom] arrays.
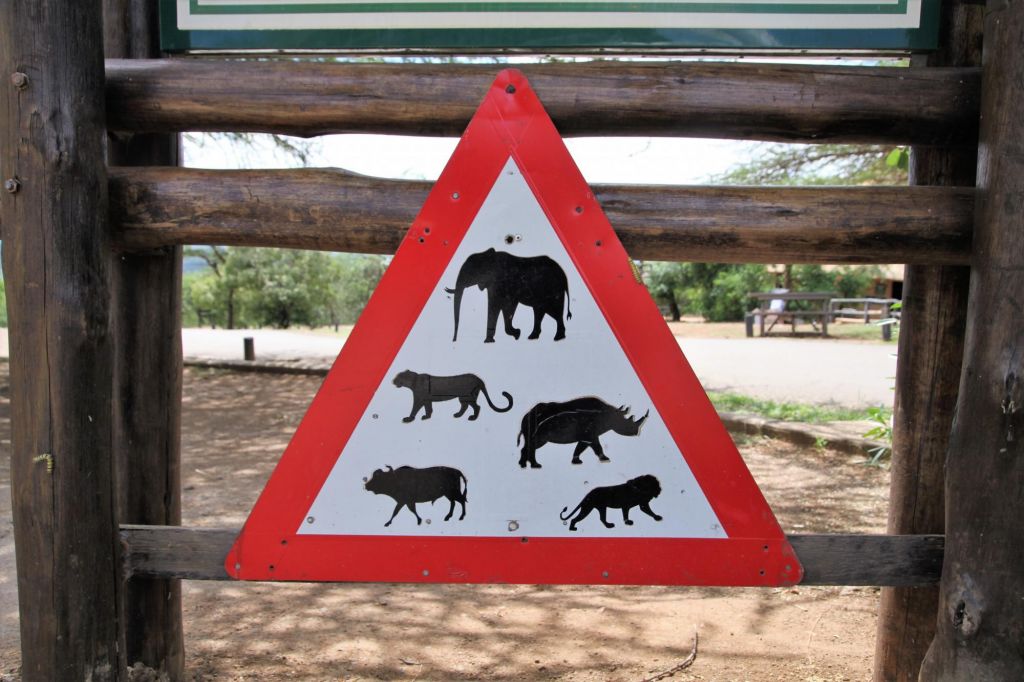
[[0, 1, 124, 679], [872, 2, 981, 680], [918, 1, 1024, 678], [103, 0, 185, 678]]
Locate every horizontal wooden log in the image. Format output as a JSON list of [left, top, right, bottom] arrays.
[[120, 525, 943, 586], [789, 534, 944, 586], [109, 167, 974, 265], [105, 59, 980, 146]]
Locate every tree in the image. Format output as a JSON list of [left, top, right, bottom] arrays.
[[328, 254, 388, 328], [224, 249, 341, 329], [787, 264, 884, 298], [183, 132, 319, 168], [639, 143, 905, 322], [182, 247, 387, 329], [711, 143, 909, 186], [700, 264, 773, 322], [184, 246, 243, 328], [642, 260, 883, 323], [642, 262, 773, 322], [645, 261, 689, 320]]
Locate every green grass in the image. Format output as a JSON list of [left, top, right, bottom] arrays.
[[708, 391, 891, 424], [829, 323, 899, 342]]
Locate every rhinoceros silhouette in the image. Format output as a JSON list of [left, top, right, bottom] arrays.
[[516, 396, 649, 468]]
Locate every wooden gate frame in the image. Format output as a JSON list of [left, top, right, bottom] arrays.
[[3, 0, 1022, 680]]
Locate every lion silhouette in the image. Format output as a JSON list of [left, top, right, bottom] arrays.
[[560, 475, 663, 531]]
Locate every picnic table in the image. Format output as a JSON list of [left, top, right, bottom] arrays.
[[828, 297, 900, 323], [747, 291, 837, 337]]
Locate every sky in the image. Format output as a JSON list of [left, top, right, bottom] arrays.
[[182, 132, 760, 185]]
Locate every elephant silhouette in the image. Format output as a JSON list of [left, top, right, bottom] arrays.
[[444, 248, 572, 343]]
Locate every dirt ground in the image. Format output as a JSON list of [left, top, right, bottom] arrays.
[[1, 366, 891, 681]]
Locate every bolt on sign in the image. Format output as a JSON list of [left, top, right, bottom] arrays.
[[226, 69, 802, 586], [161, 0, 939, 51]]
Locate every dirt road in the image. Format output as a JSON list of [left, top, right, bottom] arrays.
[[169, 326, 896, 409], [1, 367, 890, 680]]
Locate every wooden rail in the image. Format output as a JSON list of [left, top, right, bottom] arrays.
[[109, 168, 974, 265], [120, 525, 943, 587], [105, 59, 980, 146]]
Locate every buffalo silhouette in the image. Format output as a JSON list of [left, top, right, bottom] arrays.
[[364, 465, 467, 527]]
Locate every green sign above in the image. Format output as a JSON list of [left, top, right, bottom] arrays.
[[161, 0, 939, 52]]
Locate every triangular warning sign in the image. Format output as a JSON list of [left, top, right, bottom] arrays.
[[226, 70, 802, 586]]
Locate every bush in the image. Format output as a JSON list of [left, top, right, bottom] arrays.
[[790, 264, 882, 298], [182, 248, 387, 329], [642, 263, 883, 323], [701, 265, 773, 322]]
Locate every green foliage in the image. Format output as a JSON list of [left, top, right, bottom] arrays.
[[885, 147, 910, 171], [642, 262, 771, 322], [182, 271, 225, 327], [182, 247, 386, 329], [863, 406, 894, 465], [642, 262, 881, 322], [700, 265, 772, 322], [708, 391, 892, 425], [331, 253, 388, 325], [226, 249, 340, 329], [644, 261, 691, 320], [712, 143, 909, 186], [788, 264, 884, 298], [649, 141, 903, 322]]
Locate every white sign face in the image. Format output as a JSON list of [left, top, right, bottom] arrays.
[[301, 158, 725, 539]]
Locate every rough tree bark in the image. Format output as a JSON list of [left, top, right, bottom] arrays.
[[918, 1, 1024, 679], [0, 0, 123, 678], [872, 2, 981, 680], [103, 0, 185, 677], [108, 168, 975, 265]]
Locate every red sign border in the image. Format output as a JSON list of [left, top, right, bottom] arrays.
[[225, 69, 802, 586]]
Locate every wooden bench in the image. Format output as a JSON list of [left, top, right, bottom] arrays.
[[747, 291, 836, 337]]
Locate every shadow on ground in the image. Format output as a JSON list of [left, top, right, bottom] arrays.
[[1, 367, 891, 681]]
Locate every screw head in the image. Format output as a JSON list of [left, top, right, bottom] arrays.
[[4, 178, 20, 194], [10, 72, 28, 90], [505, 84, 516, 94]]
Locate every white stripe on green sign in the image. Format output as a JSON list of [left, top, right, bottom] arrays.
[[177, 0, 924, 31]]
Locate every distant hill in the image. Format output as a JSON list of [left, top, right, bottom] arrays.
[[184, 255, 211, 274]]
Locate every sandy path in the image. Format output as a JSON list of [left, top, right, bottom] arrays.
[[1, 367, 890, 680]]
